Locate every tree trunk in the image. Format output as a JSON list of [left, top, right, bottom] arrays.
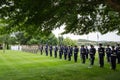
[[3, 43, 5, 53]]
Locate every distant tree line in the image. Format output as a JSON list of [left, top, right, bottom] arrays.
[[0, 32, 77, 49]]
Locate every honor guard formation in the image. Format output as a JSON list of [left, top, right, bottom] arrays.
[[22, 43, 120, 70]]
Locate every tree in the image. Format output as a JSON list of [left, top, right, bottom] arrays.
[[26, 33, 58, 45], [40, 33, 58, 45], [0, 34, 11, 53], [27, 38, 39, 45], [47, 33, 58, 45], [0, 0, 120, 35], [14, 32, 32, 45], [63, 37, 77, 46]]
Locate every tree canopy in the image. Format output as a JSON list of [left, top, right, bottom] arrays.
[[0, 0, 120, 35]]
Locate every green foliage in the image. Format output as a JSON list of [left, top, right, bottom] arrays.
[[0, 32, 58, 45], [27, 38, 39, 45], [0, 0, 120, 35], [47, 33, 58, 45], [0, 19, 8, 35], [8, 36, 17, 45], [0, 34, 11, 49], [26, 33, 58, 45], [14, 32, 32, 45], [63, 37, 77, 46]]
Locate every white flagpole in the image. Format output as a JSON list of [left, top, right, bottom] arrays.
[[87, 35, 89, 46], [97, 32, 99, 45]]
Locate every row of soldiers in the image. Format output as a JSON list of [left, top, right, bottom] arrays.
[[39, 44, 120, 70], [39, 45, 78, 61]]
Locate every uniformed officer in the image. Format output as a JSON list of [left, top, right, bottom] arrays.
[[98, 44, 105, 68], [63, 46, 68, 60], [0, 44, 2, 49], [110, 46, 117, 70], [49, 45, 53, 57], [85, 46, 89, 59], [59, 45, 63, 59], [70, 45, 73, 56], [45, 44, 48, 56], [89, 45, 96, 66], [40, 45, 43, 55], [106, 45, 111, 62], [116, 44, 120, 64], [54, 45, 58, 58], [80, 45, 86, 64], [68, 46, 72, 61], [74, 45, 79, 62]]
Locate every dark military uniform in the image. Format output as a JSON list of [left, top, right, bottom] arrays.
[[0, 44, 2, 49], [40, 45, 43, 55], [89, 46, 96, 65], [98, 45, 105, 67], [86, 47, 89, 59], [54, 46, 58, 58], [63, 46, 68, 60], [45, 45, 48, 56], [110, 46, 117, 70], [80, 46, 86, 64], [59, 46, 63, 59], [74, 46, 79, 62], [68, 46, 72, 61], [49, 45, 53, 57], [116, 46, 120, 64], [106, 47, 111, 62], [70, 46, 73, 56]]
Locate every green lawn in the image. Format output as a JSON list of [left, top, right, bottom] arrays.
[[0, 50, 120, 80]]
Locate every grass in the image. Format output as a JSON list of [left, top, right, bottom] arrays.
[[0, 50, 120, 80]]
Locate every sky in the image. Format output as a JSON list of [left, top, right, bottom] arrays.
[[52, 26, 120, 42]]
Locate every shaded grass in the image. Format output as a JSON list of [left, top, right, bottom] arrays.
[[0, 50, 120, 80]]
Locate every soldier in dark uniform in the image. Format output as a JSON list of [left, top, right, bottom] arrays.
[[85, 46, 89, 59], [74, 45, 79, 62], [116, 44, 120, 64], [0, 44, 2, 49], [98, 44, 105, 68], [89, 45, 96, 66], [110, 46, 117, 70], [63, 46, 68, 60], [54, 45, 58, 58], [40, 45, 43, 55], [49, 45, 53, 57], [59, 45, 63, 59], [45, 44, 48, 56], [68, 46, 72, 61], [80, 45, 86, 64], [70, 45, 73, 56], [106, 45, 111, 62]]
